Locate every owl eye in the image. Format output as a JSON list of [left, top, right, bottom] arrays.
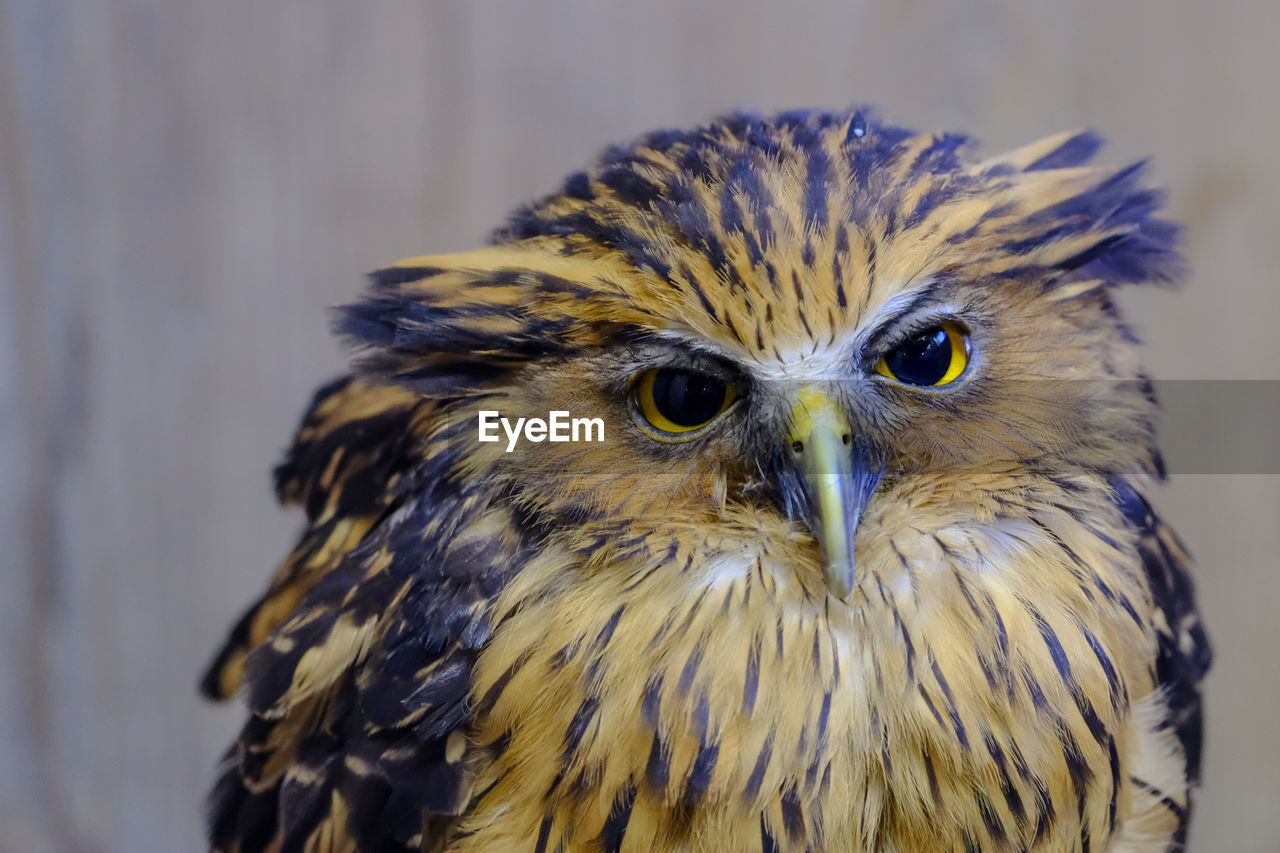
[[633, 367, 737, 439], [874, 322, 970, 386]]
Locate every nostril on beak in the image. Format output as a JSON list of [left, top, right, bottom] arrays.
[[841, 433, 852, 446]]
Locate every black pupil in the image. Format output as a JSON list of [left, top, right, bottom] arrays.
[[651, 369, 727, 427], [884, 327, 952, 385]]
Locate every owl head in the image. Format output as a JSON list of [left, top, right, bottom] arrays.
[[341, 109, 1178, 599]]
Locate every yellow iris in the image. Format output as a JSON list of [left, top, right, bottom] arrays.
[[634, 368, 737, 438], [874, 322, 970, 386]]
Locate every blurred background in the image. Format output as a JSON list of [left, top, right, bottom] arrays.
[[2, 1, 1277, 850]]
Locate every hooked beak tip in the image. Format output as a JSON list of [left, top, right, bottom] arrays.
[[823, 557, 856, 600], [789, 388, 880, 601]]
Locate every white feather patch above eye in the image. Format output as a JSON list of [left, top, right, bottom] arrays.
[[748, 343, 853, 381], [646, 328, 854, 381]]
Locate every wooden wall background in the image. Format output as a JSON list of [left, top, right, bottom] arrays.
[[2, 1, 1277, 850]]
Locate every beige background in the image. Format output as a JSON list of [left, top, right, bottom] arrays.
[[2, 2, 1277, 851]]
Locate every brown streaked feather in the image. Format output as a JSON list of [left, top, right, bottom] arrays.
[[1109, 476, 1211, 844], [204, 375, 521, 852], [200, 377, 428, 701], [203, 109, 1205, 852]]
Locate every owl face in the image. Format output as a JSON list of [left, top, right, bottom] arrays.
[[345, 110, 1176, 599]]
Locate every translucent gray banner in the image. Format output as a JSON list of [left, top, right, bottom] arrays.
[[442, 380, 1280, 475], [1153, 380, 1280, 475]]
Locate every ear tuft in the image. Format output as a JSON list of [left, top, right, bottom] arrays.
[[1023, 129, 1105, 172], [333, 248, 652, 396], [1035, 160, 1183, 289]]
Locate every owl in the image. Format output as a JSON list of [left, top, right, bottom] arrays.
[[201, 109, 1210, 852]]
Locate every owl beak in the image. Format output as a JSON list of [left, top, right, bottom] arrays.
[[789, 388, 882, 601]]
